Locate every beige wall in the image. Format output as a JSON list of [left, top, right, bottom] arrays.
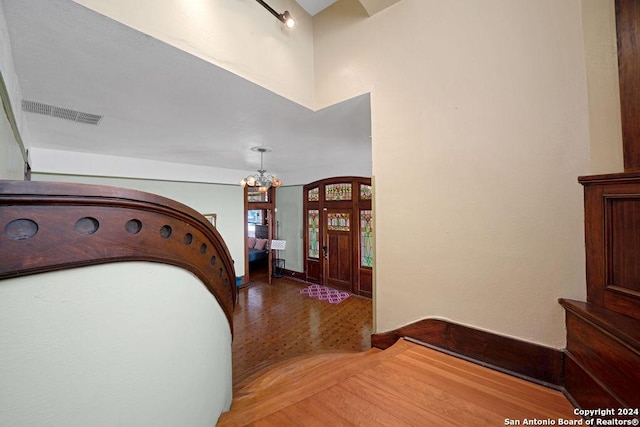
[[73, 0, 315, 108], [582, 0, 624, 174], [314, 0, 606, 348]]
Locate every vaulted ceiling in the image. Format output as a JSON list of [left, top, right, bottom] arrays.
[[1, 0, 376, 184]]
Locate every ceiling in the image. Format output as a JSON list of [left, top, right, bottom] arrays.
[[1, 0, 371, 182], [295, 0, 338, 16]]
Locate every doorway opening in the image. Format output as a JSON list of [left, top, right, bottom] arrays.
[[244, 186, 276, 284]]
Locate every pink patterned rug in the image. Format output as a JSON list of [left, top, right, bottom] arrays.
[[299, 284, 351, 304]]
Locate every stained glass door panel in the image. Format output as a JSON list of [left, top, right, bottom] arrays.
[[304, 209, 321, 283], [308, 210, 320, 259], [360, 210, 373, 267], [308, 187, 319, 202], [360, 184, 372, 200], [325, 183, 352, 201], [327, 212, 350, 231]]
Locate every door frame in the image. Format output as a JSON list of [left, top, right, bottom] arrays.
[[303, 176, 372, 297], [244, 186, 276, 284]]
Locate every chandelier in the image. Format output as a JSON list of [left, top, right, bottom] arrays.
[[241, 147, 282, 193]]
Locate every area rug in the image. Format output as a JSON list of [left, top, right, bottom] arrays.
[[299, 284, 351, 304]]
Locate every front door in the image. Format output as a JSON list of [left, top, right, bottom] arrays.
[[323, 209, 352, 292]]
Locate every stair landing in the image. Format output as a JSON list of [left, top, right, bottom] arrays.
[[217, 339, 578, 426]]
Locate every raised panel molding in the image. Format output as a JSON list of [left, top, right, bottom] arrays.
[[605, 197, 640, 297], [580, 173, 640, 321]]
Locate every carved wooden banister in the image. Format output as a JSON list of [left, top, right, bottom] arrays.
[[0, 180, 236, 331]]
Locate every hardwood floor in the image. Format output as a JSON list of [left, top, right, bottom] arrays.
[[219, 339, 579, 426], [227, 270, 578, 426], [232, 267, 373, 388]]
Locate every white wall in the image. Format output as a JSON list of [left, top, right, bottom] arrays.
[[0, 0, 28, 179], [276, 185, 304, 273], [0, 95, 24, 179], [33, 173, 247, 277], [0, 263, 232, 426], [73, 0, 315, 109], [315, 0, 597, 348], [30, 148, 258, 186], [280, 161, 372, 187]]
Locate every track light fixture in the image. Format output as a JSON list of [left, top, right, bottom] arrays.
[[255, 0, 295, 28]]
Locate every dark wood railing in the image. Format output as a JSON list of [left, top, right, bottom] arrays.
[[0, 180, 236, 331]]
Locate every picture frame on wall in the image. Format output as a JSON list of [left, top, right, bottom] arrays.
[[204, 213, 217, 227]]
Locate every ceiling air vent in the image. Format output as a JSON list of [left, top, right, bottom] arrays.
[[21, 100, 103, 125]]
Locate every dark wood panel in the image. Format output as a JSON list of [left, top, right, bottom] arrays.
[[580, 171, 640, 183], [305, 258, 321, 284], [604, 289, 640, 320], [560, 299, 640, 408], [371, 318, 563, 387], [0, 180, 236, 330], [565, 312, 640, 407], [579, 175, 640, 320], [358, 267, 372, 298], [608, 198, 640, 293], [327, 231, 351, 291], [560, 299, 640, 347], [581, 177, 607, 306], [563, 354, 621, 410], [616, 0, 640, 171]]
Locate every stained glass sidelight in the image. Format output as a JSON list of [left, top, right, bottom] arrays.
[[327, 212, 350, 231], [360, 210, 373, 267], [308, 210, 319, 258], [248, 188, 268, 202], [360, 184, 372, 200], [325, 183, 352, 201], [308, 187, 319, 202]]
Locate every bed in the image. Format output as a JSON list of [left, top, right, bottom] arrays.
[[248, 225, 269, 263]]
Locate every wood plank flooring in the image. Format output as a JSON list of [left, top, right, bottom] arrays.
[[224, 269, 579, 426], [232, 268, 373, 388], [219, 339, 580, 426]]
